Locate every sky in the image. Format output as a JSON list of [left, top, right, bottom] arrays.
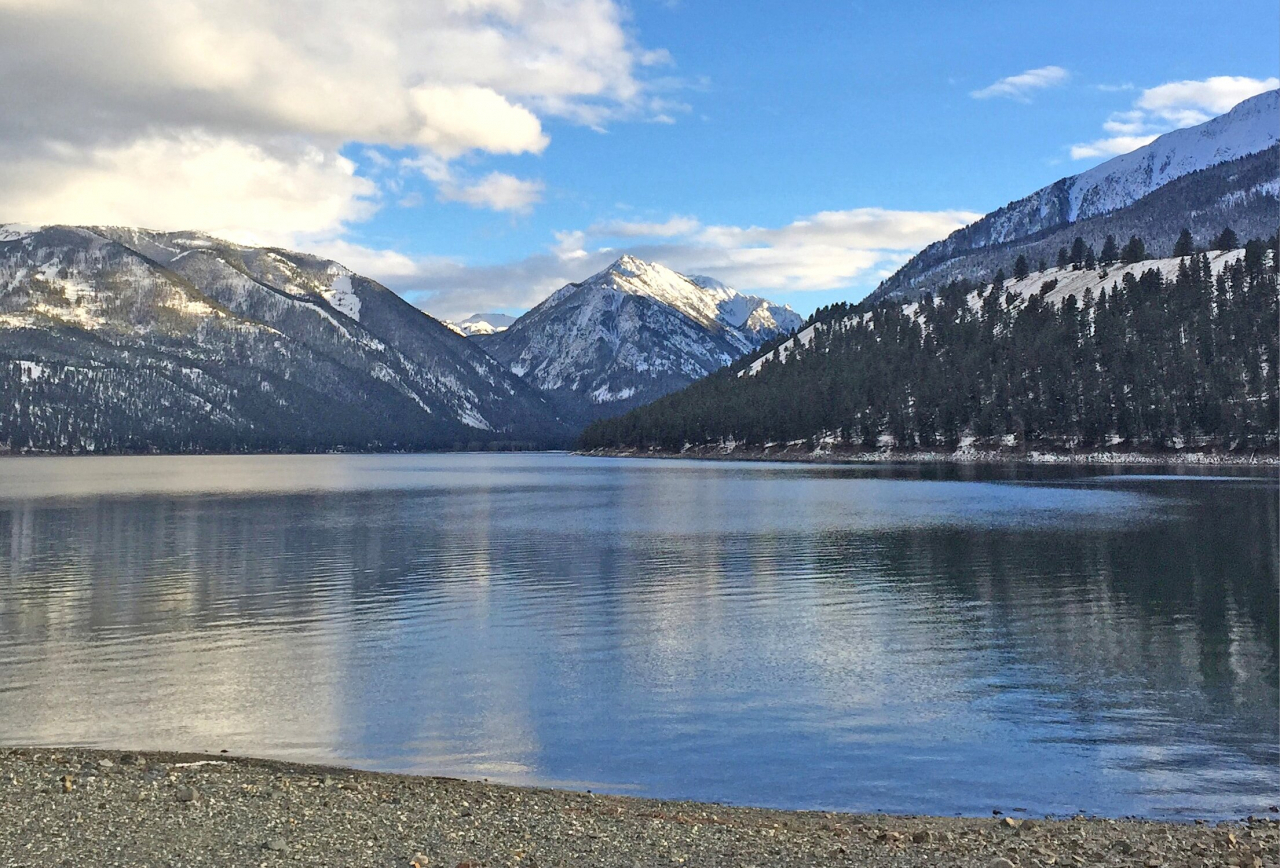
[[0, 1, 1276, 321]]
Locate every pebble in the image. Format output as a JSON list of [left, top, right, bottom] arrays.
[[1, 747, 1261, 868]]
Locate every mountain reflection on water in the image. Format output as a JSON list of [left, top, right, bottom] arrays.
[[0, 454, 1275, 819]]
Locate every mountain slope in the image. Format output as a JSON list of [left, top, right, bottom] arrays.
[[871, 89, 1279, 302], [0, 226, 569, 453], [476, 255, 801, 422]]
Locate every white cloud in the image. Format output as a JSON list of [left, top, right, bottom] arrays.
[[589, 216, 702, 237], [971, 66, 1069, 101], [0, 133, 376, 247], [437, 171, 545, 213], [0, 0, 662, 239], [1069, 134, 1159, 160], [375, 207, 980, 320], [1071, 74, 1278, 160], [1137, 75, 1279, 121]]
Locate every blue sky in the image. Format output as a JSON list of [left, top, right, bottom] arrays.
[[2, 0, 1277, 319]]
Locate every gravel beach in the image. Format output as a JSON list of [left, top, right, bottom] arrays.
[[1, 748, 1274, 868]]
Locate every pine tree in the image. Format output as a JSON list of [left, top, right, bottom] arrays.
[[1215, 226, 1239, 251], [1070, 237, 1087, 268], [1173, 228, 1195, 258], [1013, 254, 1030, 280], [1121, 235, 1146, 264], [1056, 247, 1070, 269], [1100, 235, 1119, 264]]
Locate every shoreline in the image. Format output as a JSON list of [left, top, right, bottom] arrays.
[[583, 444, 1280, 467], [1, 748, 1274, 868]]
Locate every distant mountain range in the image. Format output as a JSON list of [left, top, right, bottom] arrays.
[[0, 226, 569, 452], [443, 312, 516, 337], [0, 230, 796, 452], [870, 89, 1279, 303], [474, 255, 802, 422]]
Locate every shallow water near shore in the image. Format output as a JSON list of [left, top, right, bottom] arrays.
[[0, 453, 1275, 819]]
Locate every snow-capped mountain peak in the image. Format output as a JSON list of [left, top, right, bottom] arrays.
[[871, 88, 1280, 302], [444, 312, 516, 337], [548, 255, 802, 344], [476, 255, 801, 422], [1069, 88, 1279, 221]]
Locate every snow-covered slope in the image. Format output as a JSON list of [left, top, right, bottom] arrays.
[[444, 312, 516, 337], [0, 226, 569, 452], [873, 90, 1279, 301], [1068, 91, 1277, 221], [477, 255, 801, 421], [752, 250, 1251, 378]]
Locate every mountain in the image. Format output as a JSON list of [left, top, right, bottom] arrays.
[[443, 312, 516, 337], [871, 89, 1279, 302], [582, 244, 1279, 456], [475, 255, 802, 422], [0, 225, 570, 453]]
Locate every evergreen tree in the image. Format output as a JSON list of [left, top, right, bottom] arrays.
[[1215, 226, 1239, 250], [1056, 247, 1070, 269], [1121, 235, 1146, 264], [1013, 254, 1030, 280], [1173, 228, 1195, 257], [1084, 248, 1097, 270], [1070, 236, 1087, 268], [1100, 235, 1120, 264]]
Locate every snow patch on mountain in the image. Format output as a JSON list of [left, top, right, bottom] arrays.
[[322, 273, 360, 321]]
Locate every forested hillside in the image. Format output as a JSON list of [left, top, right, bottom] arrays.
[[580, 236, 1279, 455]]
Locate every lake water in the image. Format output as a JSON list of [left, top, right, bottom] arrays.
[[0, 454, 1275, 819]]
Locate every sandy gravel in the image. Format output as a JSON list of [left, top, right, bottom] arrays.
[[1, 748, 1275, 868]]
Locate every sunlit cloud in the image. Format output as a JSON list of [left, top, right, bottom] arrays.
[[1071, 75, 1278, 160], [363, 206, 980, 321], [0, 0, 665, 239]]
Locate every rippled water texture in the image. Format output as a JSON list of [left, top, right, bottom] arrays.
[[0, 454, 1275, 819]]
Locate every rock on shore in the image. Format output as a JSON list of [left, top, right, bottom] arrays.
[[1, 748, 1275, 868]]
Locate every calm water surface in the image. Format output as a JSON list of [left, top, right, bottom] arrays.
[[0, 454, 1275, 819]]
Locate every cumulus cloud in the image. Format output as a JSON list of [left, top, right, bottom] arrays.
[[377, 207, 980, 320], [971, 66, 1069, 101], [0, 0, 661, 238], [1071, 74, 1277, 160], [437, 172, 545, 213], [0, 134, 377, 247]]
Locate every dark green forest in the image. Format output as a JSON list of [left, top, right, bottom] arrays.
[[581, 236, 1280, 453]]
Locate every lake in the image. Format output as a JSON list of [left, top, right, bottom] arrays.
[[0, 453, 1275, 819]]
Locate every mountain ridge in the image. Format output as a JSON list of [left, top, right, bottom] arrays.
[[871, 89, 1279, 302], [476, 255, 802, 423], [0, 225, 570, 453]]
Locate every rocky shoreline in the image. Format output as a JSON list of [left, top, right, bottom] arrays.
[[584, 444, 1280, 467], [1, 748, 1275, 868]]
